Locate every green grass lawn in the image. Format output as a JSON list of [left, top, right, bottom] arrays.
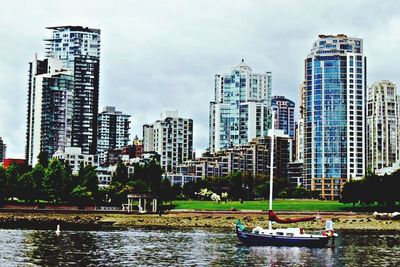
[[170, 199, 355, 211]]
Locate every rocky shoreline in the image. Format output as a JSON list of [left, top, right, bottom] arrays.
[[0, 213, 103, 230], [0, 211, 399, 232]]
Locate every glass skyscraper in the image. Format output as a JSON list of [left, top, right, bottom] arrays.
[[209, 60, 272, 152], [26, 26, 101, 165], [26, 57, 74, 166], [271, 96, 295, 138], [45, 26, 101, 155], [304, 34, 367, 200]]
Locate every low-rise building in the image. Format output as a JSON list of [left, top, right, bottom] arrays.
[[3, 159, 26, 169], [166, 173, 202, 187], [96, 166, 114, 188], [178, 130, 291, 179], [53, 147, 96, 175], [95, 152, 160, 188], [132, 135, 144, 158], [287, 161, 304, 188], [374, 160, 400, 176]]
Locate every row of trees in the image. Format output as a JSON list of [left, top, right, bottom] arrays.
[[0, 153, 319, 207], [0, 156, 166, 206], [0, 157, 98, 205], [340, 171, 400, 207], [102, 160, 164, 206]]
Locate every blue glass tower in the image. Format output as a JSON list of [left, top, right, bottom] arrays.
[[304, 34, 367, 200]]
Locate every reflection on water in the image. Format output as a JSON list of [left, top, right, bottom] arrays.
[[0, 228, 398, 266]]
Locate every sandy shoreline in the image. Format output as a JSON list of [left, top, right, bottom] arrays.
[[0, 210, 399, 232]]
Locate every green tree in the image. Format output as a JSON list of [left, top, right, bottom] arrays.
[[159, 178, 174, 205], [129, 179, 148, 194], [340, 180, 363, 207], [31, 164, 45, 202], [37, 151, 49, 168], [5, 164, 21, 200], [182, 181, 196, 199], [80, 164, 99, 203], [71, 185, 93, 205], [0, 167, 7, 201], [228, 171, 244, 200], [172, 184, 182, 200], [113, 160, 128, 185], [42, 159, 66, 202], [146, 160, 162, 193], [243, 172, 255, 200], [17, 172, 35, 202]]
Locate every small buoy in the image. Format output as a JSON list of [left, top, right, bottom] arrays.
[[55, 224, 61, 235]]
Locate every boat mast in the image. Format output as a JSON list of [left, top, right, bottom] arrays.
[[269, 110, 275, 230]]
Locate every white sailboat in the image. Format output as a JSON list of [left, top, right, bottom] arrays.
[[235, 111, 337, 247]]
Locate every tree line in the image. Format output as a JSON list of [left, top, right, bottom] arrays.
[[0, 153, 98, 205], [0, 153, 319, 207], [340, 170, 400, 208], [0, 153, 166, 207]]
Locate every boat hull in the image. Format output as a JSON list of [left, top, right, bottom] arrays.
[[236, 226, 331, 247]]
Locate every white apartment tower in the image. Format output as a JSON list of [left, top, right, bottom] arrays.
[[209, 60, 272, 152], [143, 111, 193, 172], [45, 26, 101, 69], [97, 106, 131, 165], [26, 56, 74, 166], [367, 80, 400, 171]]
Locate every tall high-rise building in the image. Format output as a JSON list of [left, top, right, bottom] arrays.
[[45, 26, 101, 69], [292, 83, 306, 187], [97, 106, 131, 165], [271, 96, 295, 138], [367, 80, 400, 171], [26, 56, 74, 165], [143, 111, 193, 172], [25, 56, 74, 165], [0, 137, 6, 163], [209, 60, 272, 152], [304, 34, 367, 199], [45, 26, 101, 155], [296, 81, 307, 162]]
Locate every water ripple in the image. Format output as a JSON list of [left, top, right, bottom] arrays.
[[0, 229, 398, 266]]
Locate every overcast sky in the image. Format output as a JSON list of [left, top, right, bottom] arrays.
[[1, 0, 400, 158]]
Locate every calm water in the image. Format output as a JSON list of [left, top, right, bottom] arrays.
[[0, 228, 399, 266]]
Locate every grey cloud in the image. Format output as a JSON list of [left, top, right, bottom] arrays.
[[1, 0, 400, 157]]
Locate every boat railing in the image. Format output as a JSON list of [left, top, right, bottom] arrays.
[[305, 230, 326, 236]]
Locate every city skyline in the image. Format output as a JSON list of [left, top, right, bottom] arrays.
[[1, 1, 400, 158]]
